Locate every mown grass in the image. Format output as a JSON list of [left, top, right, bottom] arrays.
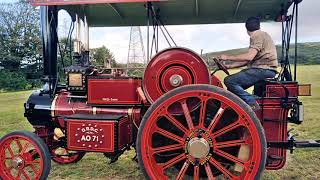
[[0, 65, 319, 179]]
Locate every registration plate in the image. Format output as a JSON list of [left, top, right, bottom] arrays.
[[67, 120, 115, 152]]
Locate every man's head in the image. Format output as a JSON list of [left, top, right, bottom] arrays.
[[245, 17, 260, 35]]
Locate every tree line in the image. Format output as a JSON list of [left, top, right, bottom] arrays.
[[207, 42, 320, 65], [0, 1, 117, 91]]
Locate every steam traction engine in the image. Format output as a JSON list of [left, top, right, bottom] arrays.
[[0, 46, 310, 179], [0, 0, 319, 180]]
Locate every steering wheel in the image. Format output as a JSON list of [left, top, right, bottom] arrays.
[[212, 57, 230, 75]]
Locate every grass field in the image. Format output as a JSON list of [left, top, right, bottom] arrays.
[[0, 65, 320, 179]]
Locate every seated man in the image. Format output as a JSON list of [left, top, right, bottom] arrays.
[[217, 17, 278, 111]]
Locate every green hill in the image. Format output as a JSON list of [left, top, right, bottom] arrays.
[[205, 42, 320, 65]]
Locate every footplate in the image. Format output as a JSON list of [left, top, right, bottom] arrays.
[[268, 140, 320, 150], [295, 140, 320, 148]]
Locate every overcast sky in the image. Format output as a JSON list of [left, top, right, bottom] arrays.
[[4, 0, 320, 63], [87, 0, 320, 63]]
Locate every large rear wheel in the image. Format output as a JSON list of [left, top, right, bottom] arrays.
[[137, 85, 266, 180], [0, 131, 51, 180]]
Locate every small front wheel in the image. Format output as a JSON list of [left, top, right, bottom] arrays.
[[0, 131, 51, 180], [51, 128, 85, 164]]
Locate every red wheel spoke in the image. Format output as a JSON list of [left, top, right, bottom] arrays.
[[194, 165, 199, 180], [7, 146, 15, 158], [211, 119, 242, 139], [215, 149, 246, 167], [29, 164, 39, 175], [161, 153, 186, 170], [26, 160, 40, 165], [204, 163, 215, 179], [208, 103, 228, 132], [209, 157, 235, 179], [175, 160, 189, 180], [198, 99, 208, 128], [156, 127, 185, 144], [152, 144, 183, 154], [22, 169, 31, 180], [17, 169, 23, 178], [6, 166, 14, 172], [33, 160, 40, 164], [15, 140, 23, 151], [164, 113, 188, 134], [181, 100, 194, 130], [21, 142, 30, 154], [29, 149, 38, 157], [215, 139, 247, 149]]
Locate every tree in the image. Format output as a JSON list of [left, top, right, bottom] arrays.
[[91, 46, 117, 67], [56, 37, 75, 82], [0, 1, 42, 71], [58, 37, 74, 68]]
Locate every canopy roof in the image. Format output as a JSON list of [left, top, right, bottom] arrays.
[[30, 0, 293, 27]]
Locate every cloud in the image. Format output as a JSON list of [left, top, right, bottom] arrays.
[[90, 27, 130, 63]]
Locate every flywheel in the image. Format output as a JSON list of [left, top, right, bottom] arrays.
[[143, 47, 210, 103]]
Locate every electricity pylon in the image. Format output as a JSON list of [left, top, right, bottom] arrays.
[[126, 26, 146, 70]]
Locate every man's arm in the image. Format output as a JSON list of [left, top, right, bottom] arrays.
[[224, 61, 248, 69], [219, 48, 258, 62]]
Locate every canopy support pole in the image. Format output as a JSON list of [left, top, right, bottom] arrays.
[[75, 14, 81, 54], [278, 0, 301, 82], [293, 1, 299, 81], [40, 6, 58, 96], [146, 3, 177, 59], [83, 15, 90, 66]]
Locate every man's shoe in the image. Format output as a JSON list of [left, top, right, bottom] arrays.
[[250, 102, 261, 112]]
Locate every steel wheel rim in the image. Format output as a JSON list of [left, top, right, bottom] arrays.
[[140, 89, 263, 179], [0, 135, 44, 179]]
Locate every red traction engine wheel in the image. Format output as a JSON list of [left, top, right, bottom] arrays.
[[143, 47, 211, 103], [0, 131, 51, 180], [51, 128, 86, 164], [137, 85, 267, 179]]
